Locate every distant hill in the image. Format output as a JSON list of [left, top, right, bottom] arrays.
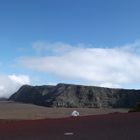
[[0, 98, 7, 101], [9, 83, 140, 108]]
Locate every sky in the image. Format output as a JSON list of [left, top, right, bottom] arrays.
[[0, 0, 140, 97]]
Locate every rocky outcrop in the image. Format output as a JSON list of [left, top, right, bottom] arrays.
[[9, 83, 140, 108]]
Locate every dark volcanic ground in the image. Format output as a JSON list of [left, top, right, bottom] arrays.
[[0, 112, 140, 140]]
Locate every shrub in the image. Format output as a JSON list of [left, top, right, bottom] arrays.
[[129, 102, 140, 112]]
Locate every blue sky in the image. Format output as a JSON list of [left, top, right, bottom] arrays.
[[0, 0, 140, 97], [1, 0, 140, 46]]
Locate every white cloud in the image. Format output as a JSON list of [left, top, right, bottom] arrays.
[[19, 41, 140, 88], [0, 85, 5, 91], [0, 74, 30, 98], [8, 74, 30, 85], [32, 41, 77, 54], [99, 83, 121, 88]]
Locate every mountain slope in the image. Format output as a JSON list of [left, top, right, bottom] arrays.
[[9, 83, 140, 108]]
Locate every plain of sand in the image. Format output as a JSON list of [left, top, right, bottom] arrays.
[[0, 101, 128, 120]]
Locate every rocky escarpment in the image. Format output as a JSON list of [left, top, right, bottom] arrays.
[[9, 83, 140, 108]]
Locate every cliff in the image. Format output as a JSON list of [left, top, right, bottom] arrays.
[[9, 83, 140, 108]]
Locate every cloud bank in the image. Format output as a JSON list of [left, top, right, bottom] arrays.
[[19, 41, 140, 88], [0, 74, 30, 98]]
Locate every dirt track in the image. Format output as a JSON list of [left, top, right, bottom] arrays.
[[0, 112, 140, 140]]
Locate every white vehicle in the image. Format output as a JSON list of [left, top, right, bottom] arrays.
[[71, 110, 80, 117]]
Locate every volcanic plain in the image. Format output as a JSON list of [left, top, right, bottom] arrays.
[[0, 101, 140, 140]]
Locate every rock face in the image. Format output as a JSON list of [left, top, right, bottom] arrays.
[[9, 83, 140, 108]]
